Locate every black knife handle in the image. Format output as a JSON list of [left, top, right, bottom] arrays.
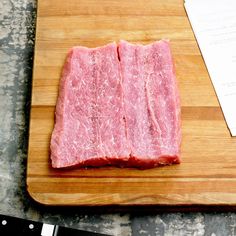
[[0, 214, 42, 236], [0, 214, 112, 236]]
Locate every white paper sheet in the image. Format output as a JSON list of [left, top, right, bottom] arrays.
[[184, 0, 236, 136]]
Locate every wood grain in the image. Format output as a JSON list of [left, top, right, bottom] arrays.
[[27, 0, 236, 207]]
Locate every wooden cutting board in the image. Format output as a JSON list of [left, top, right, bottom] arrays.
[[27, 0, 236, 207]]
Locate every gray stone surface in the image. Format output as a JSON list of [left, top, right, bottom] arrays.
[[0, 0, 236, 235]]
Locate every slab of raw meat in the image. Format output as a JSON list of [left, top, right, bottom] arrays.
[[50, 43, 130, 168], [51, 40, 181, 169], [118, 40, 181, 168]]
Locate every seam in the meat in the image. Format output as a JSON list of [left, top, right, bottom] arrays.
[[117, 42, 132, 158]]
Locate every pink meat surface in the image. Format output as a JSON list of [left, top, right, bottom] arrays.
[[50, 40, 181, 169], [118, 40, 181, 168], [50, 43, 130, 168]]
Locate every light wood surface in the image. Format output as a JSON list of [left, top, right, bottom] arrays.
[[27, 0, 236, 207]]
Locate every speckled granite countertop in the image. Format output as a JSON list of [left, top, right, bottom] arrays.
[[1, 0, 236, 235]]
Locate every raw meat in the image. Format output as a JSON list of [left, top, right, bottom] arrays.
[[118, 40, 181, 168], [50, 40, 181, 169], [50, 43, 130, 168]]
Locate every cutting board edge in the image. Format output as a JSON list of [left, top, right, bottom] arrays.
[[27, 188, 236, 211]]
